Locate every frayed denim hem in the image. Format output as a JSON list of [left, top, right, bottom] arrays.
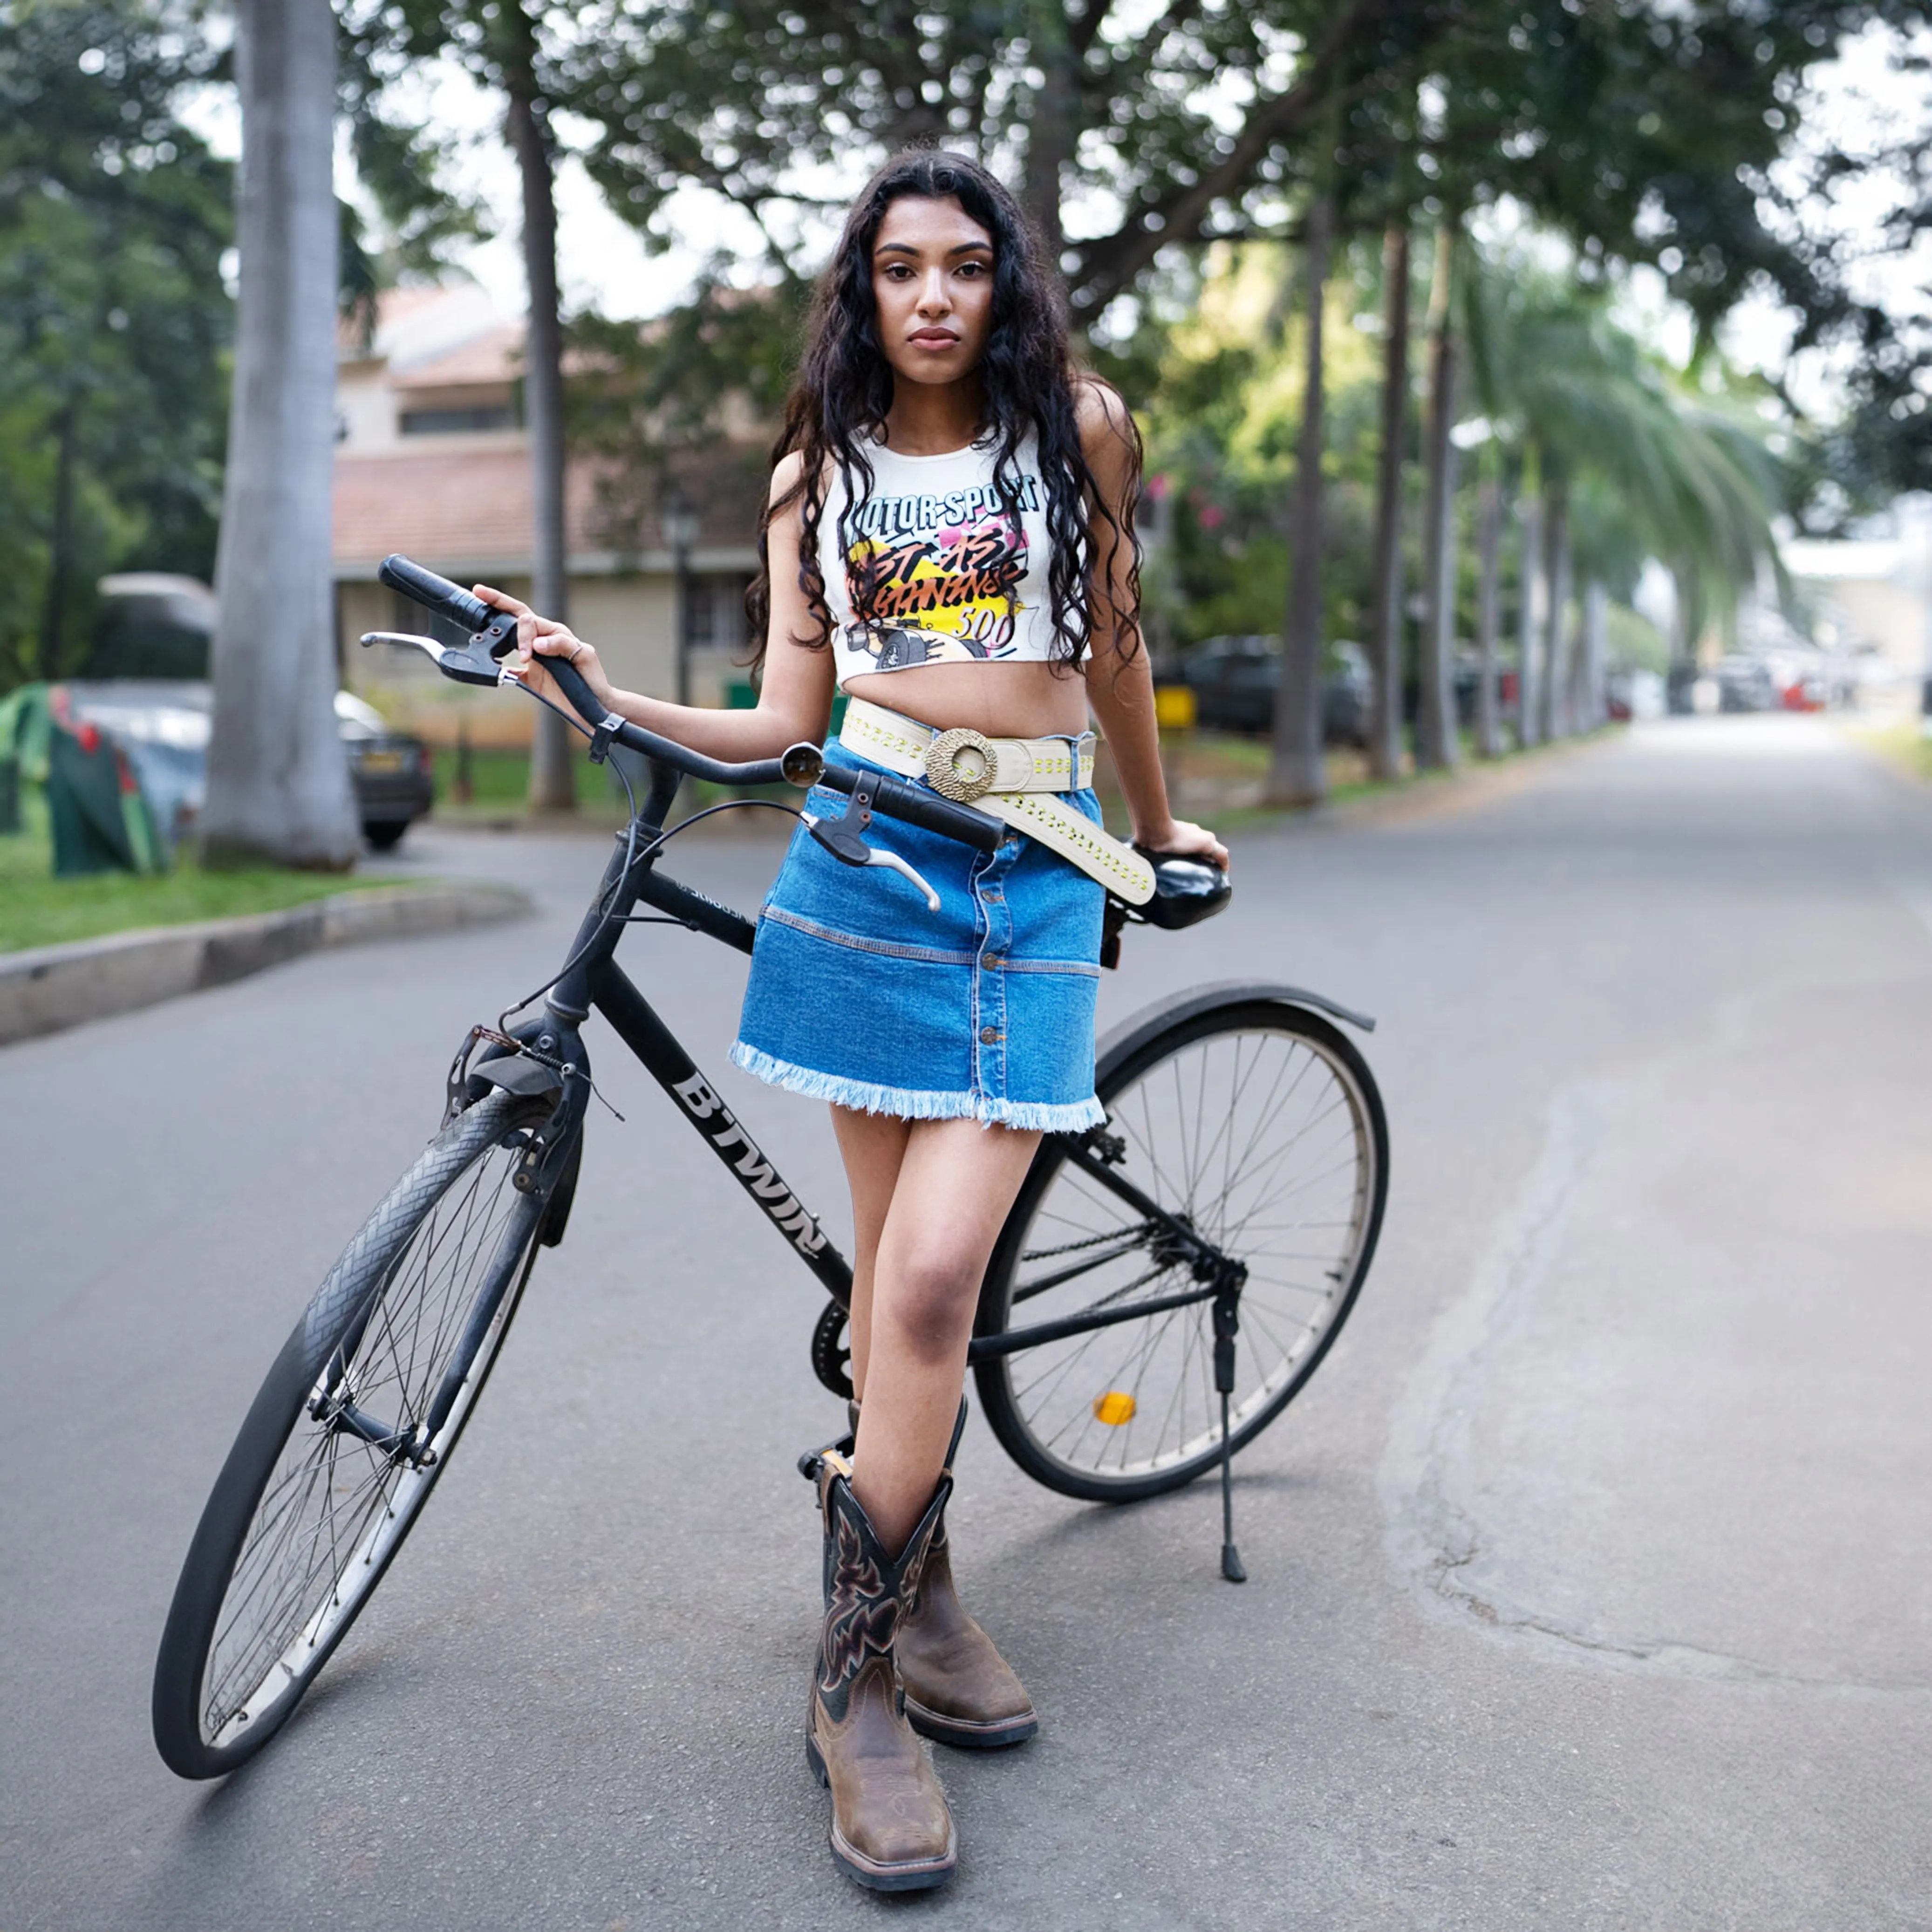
[[730, 1042, 1105, 1133]]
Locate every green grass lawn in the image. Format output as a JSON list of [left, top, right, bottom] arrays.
[[429, 744, 637, 825], [431, 744, 532, 808], [1858, 721, 1932, 785], [0, 792, 399, 955]]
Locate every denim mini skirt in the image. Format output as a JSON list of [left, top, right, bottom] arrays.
[[731, 738, 1106, 1130]]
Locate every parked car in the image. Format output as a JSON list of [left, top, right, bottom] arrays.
[[1715, 655, 1775, 712], [60, 682, 436, 853], [1178, 635, 1372, 744], [334, 691, 437, 848]]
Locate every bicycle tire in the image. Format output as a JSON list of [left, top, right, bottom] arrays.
[[974, 994, 1388, 1502], [152, 1089, 558, 1779]]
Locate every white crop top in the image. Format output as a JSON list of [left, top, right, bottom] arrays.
[[816, 434, 1058, 686]]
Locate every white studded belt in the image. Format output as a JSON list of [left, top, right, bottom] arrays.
[[839, 698, 1156, 905]]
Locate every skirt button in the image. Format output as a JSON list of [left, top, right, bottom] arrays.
[[979, 1026, 999, 1045]]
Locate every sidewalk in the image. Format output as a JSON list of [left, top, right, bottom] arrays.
[[0, 880, 531, 1048]]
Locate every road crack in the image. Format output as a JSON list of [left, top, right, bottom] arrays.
[[1379, 963, 1932, 1700]]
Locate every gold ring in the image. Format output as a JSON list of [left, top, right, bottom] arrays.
[[924, 726, 997, 802]]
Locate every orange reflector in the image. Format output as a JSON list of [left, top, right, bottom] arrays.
[[1093, 1391, 1137, 1427]]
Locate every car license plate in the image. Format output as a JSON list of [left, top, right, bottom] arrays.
[[360, 750, 406, 774]]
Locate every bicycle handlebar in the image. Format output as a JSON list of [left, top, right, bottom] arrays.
[[375, 552, 1004, 854], [379, 554, 497, 633]]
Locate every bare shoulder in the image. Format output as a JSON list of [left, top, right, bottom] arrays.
[[768, 448, 807, 504], [1073, 374, 1137, 454]]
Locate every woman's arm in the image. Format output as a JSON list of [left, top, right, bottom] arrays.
[[475, 453, 835, 764], [1076, 382, 1229, 867]]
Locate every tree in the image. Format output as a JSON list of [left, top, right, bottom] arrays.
[[500, 10, 574, 812], [1470, 444, 1504, 758], [0, 0, 231, 688], [1464, 262, 1785, 734], [1514, 444, 1544, 749], [1265, 189, 1333, 808], [1364, 222, 1411, 781], [564, 0, 1449, 318], [200, 0, 359, 868], [1413, 218, 1460, 771], [340, 0, 577, 810]]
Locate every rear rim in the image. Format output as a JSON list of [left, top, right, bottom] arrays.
[[976, 1005, 1386, 1500], [193, 1117, 546, 1757]]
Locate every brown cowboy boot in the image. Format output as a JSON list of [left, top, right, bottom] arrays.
[[897, 1403, 1038, 1748], [807, 1464, 956, 1891], [808, 1400, 1038, 1750]]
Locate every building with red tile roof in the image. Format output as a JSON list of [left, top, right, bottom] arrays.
[[335, 287, 764, 741]]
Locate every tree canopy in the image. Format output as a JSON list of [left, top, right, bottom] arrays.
[[0, 0, 231, 684]]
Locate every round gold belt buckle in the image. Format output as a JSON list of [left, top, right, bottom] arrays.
[[925, 726, 997, 802]]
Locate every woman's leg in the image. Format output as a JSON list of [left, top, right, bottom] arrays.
[[828, 1106, 912, 1400], [846, 1117, 1040, 1554]]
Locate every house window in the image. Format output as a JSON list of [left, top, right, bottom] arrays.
[[683, 574, 751, 652], [399, 404, 517, 435]]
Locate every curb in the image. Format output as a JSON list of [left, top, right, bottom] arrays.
[[0, 882, 534, 1050]]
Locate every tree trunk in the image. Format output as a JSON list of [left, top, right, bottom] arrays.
[[1577, 580, 1607, 729], [1415, 220, 1460, 772], [1515, 446, 1543, 748], [1265, 190, 1333, 808], [1366, 223, 1410, 781], [1537, 477, 1570, 744], [1473, 464, 1503, 758], [201, 0, 358, 870], [507, 67, 576, 814], [38, 396, 80, 681]]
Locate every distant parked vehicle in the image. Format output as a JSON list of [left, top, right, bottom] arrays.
[[1715, 656, 1775, 712], [71, 577, 435, 851], [1178, 635, 1372, 745], [60, 682, 435, 854], [334, 691, 437, 849]]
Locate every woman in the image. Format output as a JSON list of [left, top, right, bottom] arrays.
[[482, 149, 1226, 1892]]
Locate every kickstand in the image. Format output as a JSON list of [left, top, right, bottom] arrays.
[[1213, 1290, 1247, 1583]]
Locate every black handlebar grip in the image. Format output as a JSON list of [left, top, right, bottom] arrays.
[[865, 772, 1004, 852], [378, 555, 492, 634], [541, 653, 612, 734]]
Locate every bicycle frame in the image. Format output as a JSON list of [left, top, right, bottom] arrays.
[[469, 760, 1244, 1364]]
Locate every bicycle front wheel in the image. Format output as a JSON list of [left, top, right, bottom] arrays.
[[152, 1090, 556, 1778], [974, 995, 1387, 1502]]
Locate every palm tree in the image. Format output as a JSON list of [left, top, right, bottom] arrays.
[[200, 0, 359, 869], [1463, 260, 1783, 738]]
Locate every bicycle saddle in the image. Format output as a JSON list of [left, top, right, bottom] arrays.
[[1131, 851, 1232, 930]]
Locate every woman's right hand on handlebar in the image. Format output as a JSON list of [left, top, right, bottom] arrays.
[[474, 584, 616, 717]]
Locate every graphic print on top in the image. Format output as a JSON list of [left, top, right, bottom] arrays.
[[840, 471, 1043, 670]]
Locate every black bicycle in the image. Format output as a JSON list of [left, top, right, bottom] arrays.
[[150, 556, 1389, 1781]]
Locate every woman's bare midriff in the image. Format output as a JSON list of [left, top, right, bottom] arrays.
[[841, 660, 1091, 740]]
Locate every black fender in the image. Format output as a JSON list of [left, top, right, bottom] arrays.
[[469, 1054, 567, 1100], [467, 1020, 588, 1248], [1095, 979, 1375, 1085]]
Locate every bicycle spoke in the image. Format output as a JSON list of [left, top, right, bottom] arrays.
[[184, 1106, 544, 1754], [983, 1015, 1382, 1492]]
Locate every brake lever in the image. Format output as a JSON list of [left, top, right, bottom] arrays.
[[802, 771, 941, 912], [359, 608, 520, 688]]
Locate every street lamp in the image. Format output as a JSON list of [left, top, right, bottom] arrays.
[[661, 484, 701, 709]]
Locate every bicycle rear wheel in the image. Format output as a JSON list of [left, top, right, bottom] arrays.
[[974, 994, 1387, 1502], [152, 1090, 555, 1778]]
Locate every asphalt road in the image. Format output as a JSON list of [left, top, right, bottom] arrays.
[[4, 716, 1929, 1931]]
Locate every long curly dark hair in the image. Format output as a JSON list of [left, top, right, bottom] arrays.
[[745, 149, 1140, 674]]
